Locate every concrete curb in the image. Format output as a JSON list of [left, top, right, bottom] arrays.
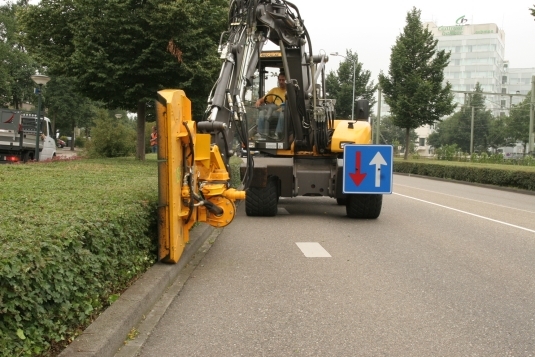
[[59, 224, 215, 357]]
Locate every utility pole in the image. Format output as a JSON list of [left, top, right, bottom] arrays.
[[376, 86, 382, 144], [471, 106, 475, 154], [530, 75, 535, 154]]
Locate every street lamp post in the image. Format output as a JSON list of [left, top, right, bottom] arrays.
[[330, 52, 356, 120], [30, 74, 51, 161]]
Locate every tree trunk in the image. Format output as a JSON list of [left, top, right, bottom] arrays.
[[404, 127, 410, 160], [70, 117, 75, 151], [136, 100, 146, 161], [52, 112, 56, 139]]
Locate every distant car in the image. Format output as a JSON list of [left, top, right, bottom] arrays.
[[57, 139, 66, 148]]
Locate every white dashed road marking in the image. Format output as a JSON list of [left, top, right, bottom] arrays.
[[296, 242, 332, 257]]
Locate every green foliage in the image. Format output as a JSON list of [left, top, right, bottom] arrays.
[[0, 158, 158, 356], [428, 83, 498, 153], [45, 76, 96, 140], [0, 2, 41, 109], [18, 0, 229, 159], [229, 155, 242, 189], [435, 144, 460, 160], [74, 136, 86, 148], [433, 144, 535, 167], [378, 115, 417, 148], [394, 160, 535, 191], [379, 7, 455, 159], [85, 110, 136, 158], [505, 91, 532, 149], [325, 50, 376, 118], [487, 115, 507, 150]]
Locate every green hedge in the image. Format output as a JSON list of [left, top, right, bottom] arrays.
[[0, 159, 159, 356], [394, 160, 535, 191]]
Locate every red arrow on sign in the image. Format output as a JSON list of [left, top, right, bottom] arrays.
[[349, 151, 367, 186]]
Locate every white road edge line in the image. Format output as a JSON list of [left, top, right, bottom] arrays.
[[394, 193, 535, 234], [296, 242, 332, 257], [394, 183, 535, 214]]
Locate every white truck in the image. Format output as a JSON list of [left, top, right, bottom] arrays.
[[0, 109, 57, 163]]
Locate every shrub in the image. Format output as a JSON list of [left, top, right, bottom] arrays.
[[394, 160, 535, 191], [436, 144, 459, 161], [74, 136, 87, 148], [84, 110, 136, 158], [0, 159, 158, 356]]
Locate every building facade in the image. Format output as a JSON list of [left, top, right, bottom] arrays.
[[502, 65, 535, 107], [425, 21, 506, 115]]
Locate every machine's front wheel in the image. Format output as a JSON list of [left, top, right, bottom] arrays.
[[346, 194, 382, 219], [245, 177, 278, 216]]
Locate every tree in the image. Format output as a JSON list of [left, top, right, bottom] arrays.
[[326, 50, 376, 118], [427, 84, 494, 153], [505, 91, 532, 152], [378, 115, 417, 154], [428, 115, 459, 149], [530, 4, 535, 18], [487, 115, 507, 151], [457, 83, 493, 152], [0, 1, 40, 109], [45, 76, 95, 148], [18, 0, 228, 160], [378, 7, 455, 159]]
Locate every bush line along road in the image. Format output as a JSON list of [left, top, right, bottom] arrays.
[[0, 157, 533, 356]]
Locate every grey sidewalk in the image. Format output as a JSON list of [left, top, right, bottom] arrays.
[[58, 224, 217, 357]]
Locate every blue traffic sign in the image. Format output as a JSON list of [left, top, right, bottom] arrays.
[[342, 145, 393, 194]]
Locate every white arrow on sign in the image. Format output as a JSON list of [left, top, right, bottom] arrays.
[[369, 152, 388, 187]]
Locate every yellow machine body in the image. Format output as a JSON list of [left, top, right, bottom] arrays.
[[329, 120, 372, 153]]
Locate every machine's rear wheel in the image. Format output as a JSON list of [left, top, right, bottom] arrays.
[[336, 197, 347, 205], [346, 194, 382, 219], [245, 177, 278, 216]]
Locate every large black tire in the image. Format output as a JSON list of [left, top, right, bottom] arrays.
[[346, 194, 382, 219], [22, 151, 30, 163], [245, 177, 278, 216], [336, 197, 347, 205]]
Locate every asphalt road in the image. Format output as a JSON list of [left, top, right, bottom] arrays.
[[56, 146, 79, 158], [127, 175, 535, 357]]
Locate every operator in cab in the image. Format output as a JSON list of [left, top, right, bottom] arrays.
[[255, 72, 286, 140]]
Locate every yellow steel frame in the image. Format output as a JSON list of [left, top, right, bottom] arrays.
[[156, 90, 245, 263]]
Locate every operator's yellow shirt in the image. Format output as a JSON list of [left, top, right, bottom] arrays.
[[265, 87, 286, 105]]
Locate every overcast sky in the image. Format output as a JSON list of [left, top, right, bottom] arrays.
[[294, 0, 535, 80], [3, 0, 533, 81]]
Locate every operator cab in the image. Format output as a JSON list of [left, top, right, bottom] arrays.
[[245, 51, 291, 152]]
